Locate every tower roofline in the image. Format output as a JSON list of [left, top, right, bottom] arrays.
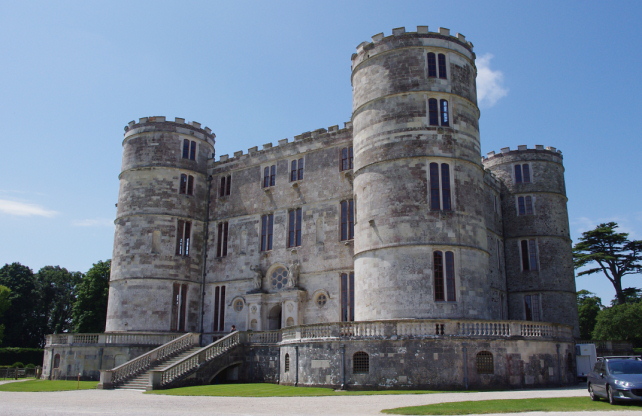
[[483, 145, 563, 162], [351, 26, 474, 68], [123, 116, 215, 146]]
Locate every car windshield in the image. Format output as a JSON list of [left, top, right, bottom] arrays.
[[608, 360, 642, 375]]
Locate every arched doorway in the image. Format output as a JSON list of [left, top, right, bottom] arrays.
[[268, 304, 282, 330]]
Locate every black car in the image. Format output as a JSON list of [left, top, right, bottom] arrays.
[[587, 356, 642, 404]]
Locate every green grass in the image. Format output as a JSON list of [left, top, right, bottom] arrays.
[[0, 379, 98, 392], [147, 383, 467, 397], [382, 397, 642, 415]]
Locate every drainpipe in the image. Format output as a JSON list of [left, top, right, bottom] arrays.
[[340, 344, 346, 390], [199, 174, 213, 344], [462, 344, 469, 390], [294, 345, 299, 387]]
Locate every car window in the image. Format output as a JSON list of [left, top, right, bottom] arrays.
[[612, 360, 642, 375], [609, 362, 625, 374]]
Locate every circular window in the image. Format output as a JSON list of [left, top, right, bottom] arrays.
[[270, 266, 289, 290], [233, 299, 244, 312], [316, 293, 327, 307]]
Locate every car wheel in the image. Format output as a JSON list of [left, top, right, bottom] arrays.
[[589, 384, 599, 401], [607, 385, 618, 405]]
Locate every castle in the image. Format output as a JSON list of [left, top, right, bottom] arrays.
[[43, 26, 579, 390]]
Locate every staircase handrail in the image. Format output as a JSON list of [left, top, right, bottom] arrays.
[[108, 332, 199, 386], [152, 331, 241, 388]]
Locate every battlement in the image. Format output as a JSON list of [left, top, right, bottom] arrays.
[[123, 116, 215, 143], [216, 121, 353, 164], [352, 25, 474, 64], [482, 145, 563, 161]]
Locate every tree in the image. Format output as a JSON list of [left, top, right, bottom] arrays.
[[577, 290, 602, 340], [0, 263, 42, 347], [573, 222, 642, 305], [0, 285, 10, 344], [36, 266, 83, 334], [609, 287, 642, 306], [592, 302, 642, 347], [72, 260, 110, 333]]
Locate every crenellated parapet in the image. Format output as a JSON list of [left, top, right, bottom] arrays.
[[482, 145, 562, 161], [351, 26, 474, 70], [216, 121, 352, 164], [124, 116, 215, 147]]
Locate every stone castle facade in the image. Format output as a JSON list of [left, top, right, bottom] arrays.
[[43, 26, 579, 390]]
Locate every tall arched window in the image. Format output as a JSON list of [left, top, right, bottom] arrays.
[[434, 250, 456, 301], [476, 351, 494, 374], [353, 351, 369, 374], [284, 353, 290, 372], [438, 53, 447, 79], [427, 52, 437, 77], [429, 163, 452, 211], [440, 99, 449, 126], [428, 98, 450, 127]]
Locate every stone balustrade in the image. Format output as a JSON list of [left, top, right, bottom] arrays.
[[46, 332, 182, 347], [99, 332, 199, 389], [279, 319, 573, 343], [150, 331, 241, 389]]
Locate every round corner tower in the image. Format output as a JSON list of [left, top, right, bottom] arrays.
[[351, 26, 494, 320], [483, 146, 579, 336], [106, 116, 215, 333]]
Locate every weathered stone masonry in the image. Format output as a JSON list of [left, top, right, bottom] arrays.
[[43, 26, 579, 390]]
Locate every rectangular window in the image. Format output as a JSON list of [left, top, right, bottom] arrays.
[[290, 158, 304, 181], [179, 174, 187, 194], [520, 239, 539, 271], [524, 294, 540, 321], [263, 165, 276, 188], [180, 174, 194, 195], [340, 200, 354, 241], [260, 214, 274, 251], [187, 175, 194, 195], [515, 164, 531, 183], [340, 272, 355, 322], [287, 208, 302, 248], [440, 99, 449, 126], [428, 98, 439, 126], [427, 52, 437, 77], [517, 196, 534, 215], [434, 250, 456, 301], [428, 98, 450, 127], [213, 285, 226, 331], [217, 222, 229, 257], [438, 53, 447, 79], [182, 139, 196, 160], [175, 220, 191, 256], [429, 162, 452, 211], [340, 147, 353, 171], [219, 175, 231, 197], [170, 283, 187, 332]]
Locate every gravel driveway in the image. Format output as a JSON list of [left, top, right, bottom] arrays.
[[1, 384, 641, 416]]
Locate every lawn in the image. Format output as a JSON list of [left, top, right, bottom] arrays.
[[382, 397, 642, 415], [0, 379, 98, 392], [147, 383, 466, 397]]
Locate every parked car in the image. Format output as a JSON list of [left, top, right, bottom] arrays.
[[587, 356, 642, 404]]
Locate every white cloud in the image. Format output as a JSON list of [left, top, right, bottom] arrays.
[[0, 199, 58, 217], [72, 218, 114, 227], [476, 53, 508, 108]]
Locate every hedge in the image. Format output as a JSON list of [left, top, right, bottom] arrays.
[[0, 348, 44, 366]]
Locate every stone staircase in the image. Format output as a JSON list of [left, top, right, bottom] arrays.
[[115, 346, 202, 390]]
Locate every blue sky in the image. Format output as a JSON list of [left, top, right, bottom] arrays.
[[0, 0, 640, 305]]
